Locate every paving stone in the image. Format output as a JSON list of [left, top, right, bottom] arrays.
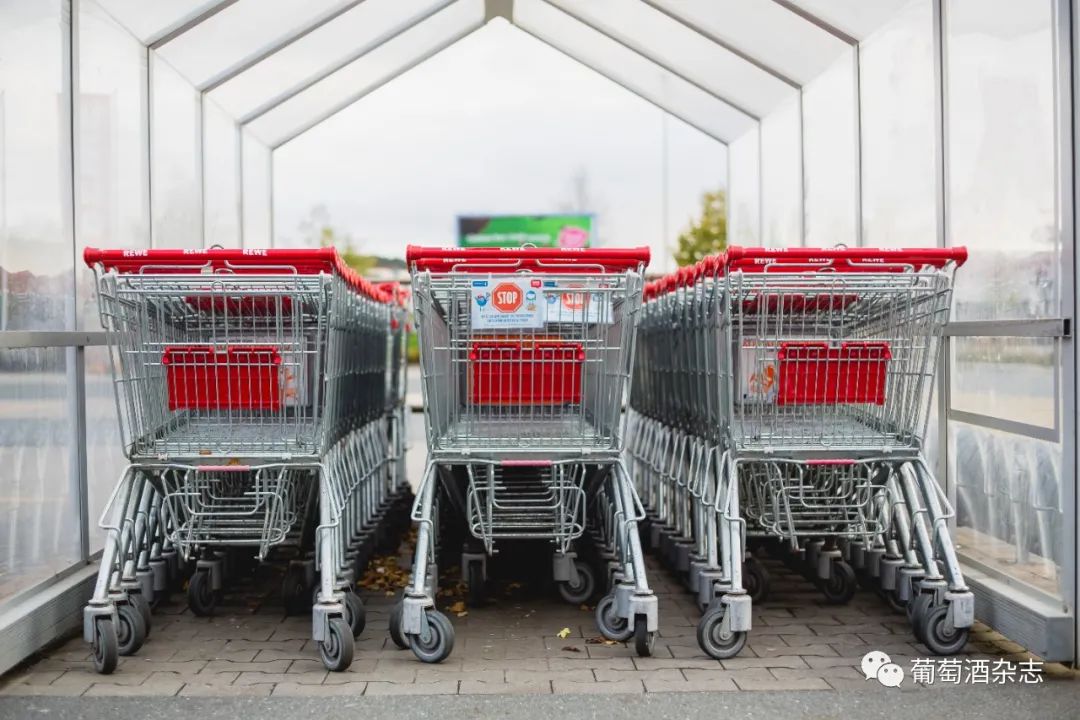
[[323, 666, 416, 684], [645, 677, 738, 693], [199, 659, 292, 674], [84, 679, 184, 696], [547, 656, 636, 671], [0, 681, 90, 697], [506, 669, 587, 684], [552, 679, 643, 694], [364, 680, 459, 695], [594, 668, 684, 683], [179, 683, 273, 697], [459, 680, 553, 695], [233, 670, 327, 686], [632, 657, 722, 671], [720, 656, 809, 670], [0, 671, 64, 686], [272, 682, 368, 696]]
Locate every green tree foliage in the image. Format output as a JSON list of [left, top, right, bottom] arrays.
[[673, 189, 727, 267]]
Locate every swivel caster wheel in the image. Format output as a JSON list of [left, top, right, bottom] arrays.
[[819, 561, 857, 605], [187, 569, 219, 617], [557, 561, 596, 605], [389, 600, 409, 650], [633, 615, 655, 657], [743, 556, 771, 604], [409, 609, 455, 663], [594, 594, 632, 641], [129, 591, 152, 635], [318, 617, 355, 671], [91, 617, 119, 675], [117, 602, 148, 656], [696, 606, 748, 660], [908, 593, 936, 644], [343, 591, 366, 638], [919, 604, 969, 655]]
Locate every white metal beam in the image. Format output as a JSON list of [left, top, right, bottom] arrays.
[[201, 0, 371, 92], [516, 25, 733, 146], [639, 0, 801, 89], [484, 0, 513, 22], [768, 0, 858, 46], [270, 21, 486, 149], [239, 0, 457, 126], [540, 0, 760, 120], [148, 0, 241, 49]]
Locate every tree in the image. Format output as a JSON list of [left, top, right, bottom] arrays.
[[673, 189, 727, 267], [299, 204, 375, 274]]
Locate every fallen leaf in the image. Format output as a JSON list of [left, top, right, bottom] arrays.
[[456, 610, 468, 618], [579, 604, 591, 612], [385, 591, 394, 597], [586, 637, 619, 645], [556, 627, 572, 639], [561, 646, 581, 653], [449, 601, 467, 614]]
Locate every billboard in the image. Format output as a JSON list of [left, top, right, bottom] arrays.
[[457, 214, 594, 248]]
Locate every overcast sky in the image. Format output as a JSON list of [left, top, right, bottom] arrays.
[[272, 20, 728, 276]]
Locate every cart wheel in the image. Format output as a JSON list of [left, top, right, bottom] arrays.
[[280, 566, 310, 616], [130, 591, 152, 635], [318, 617, 355, 672], [743, 557, 771, 604], [116, 602, 147, 656], [409, 609, 455, 664], [467, 561, 486, 607], [595, 594, 632, 641], [857, 568, 877, 591], [878, 587, 907, 614], [389, 600, 410, 649], [696, 606, 748, 660], [633, 615, 655, 657], [187, 569, 217, 617], [819, 560, 856, 605], [92, 617, 119, 675], [343, 591, 366, 638], [909, 593, 936, 644], [557, 561, 596, 605], [919, 604, 969, 656]]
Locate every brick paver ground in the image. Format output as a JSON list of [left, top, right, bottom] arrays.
[[2, 550, 1075, 697]]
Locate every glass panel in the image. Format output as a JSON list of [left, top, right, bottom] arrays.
[[784, 0, 913, 41], [728, 127, 760, 245], [210, 0, 449, 121], [85, 344, 126, 554], [272, 19, 728, 268], [0, 348, 79, 602], [203, 99, 241, 248], [94, 0, 223, 44], [860, 0, 936, 249], [0, 0, 75, 332], [946, 0, 1059, 321], [760, 97, 801, 248], [545, 0, 795, 118], [514, 0, 753, 144], [78, 0, 150, 330], [802, 52, 858, 247], [242, 132, 271, 246], [150, 54, 202, 248], [156, 0, 358, 90], [951, 337, 1056, 429], [646, 0, 849, 86], [950, 420, 1064, 599], [248, 0, 486, 148]]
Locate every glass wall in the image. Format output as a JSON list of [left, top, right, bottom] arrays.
[[802, 52, 858, 247], [728, 127, 760, 246], [760, 97, 802, 247], [78, 0, 149, 552], [203, 99, 241, 248], [150, 53, 202, 248], [243, 132, 272, 247], [860, 0, 937, 249], [0, 0, 81, 603], [944, 0, 1066, 601]]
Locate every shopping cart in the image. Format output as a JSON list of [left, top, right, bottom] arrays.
[[396, 245, 658, 662], [82, 247, 396, 674], [630, 246, 974, 659]]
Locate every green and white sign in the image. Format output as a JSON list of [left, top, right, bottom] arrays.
[[457, 214, 594, 248]]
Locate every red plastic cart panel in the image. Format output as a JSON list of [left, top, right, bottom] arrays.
[[162, 345, 283, 411], [776, 341, 891, 405], [469, 341, 585, 405]]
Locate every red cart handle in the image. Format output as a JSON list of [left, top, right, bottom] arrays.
[[406, 245, 650, 274], [83, 247, 392, 304], [722, 246, 968, 273]]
